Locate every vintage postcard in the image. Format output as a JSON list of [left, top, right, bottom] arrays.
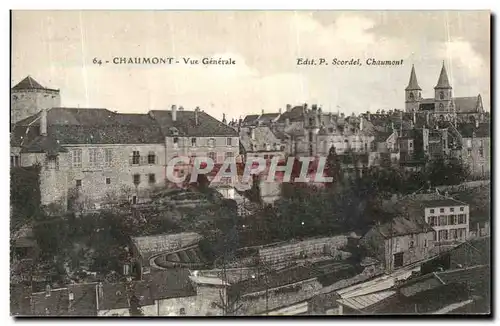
[[10, 10, 491, 317]]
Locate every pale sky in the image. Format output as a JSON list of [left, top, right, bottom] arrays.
[[12, 11, 490, 121]]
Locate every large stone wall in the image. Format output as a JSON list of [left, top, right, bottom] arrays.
[[258, 236, 349, 266]]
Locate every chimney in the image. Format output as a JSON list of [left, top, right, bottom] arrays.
[[250, 127, 255, 140], [40, 109, 47, 136], [367, 112, 371, 121], [475, 119, 479, 128], [194, 107, 200, 126], [286, 104, 292, 112], [171, 105, 177, 122], [285, 117, 290, 126], [279, 108, 282, 114], [360, 117, 364, 131], [426, 113, 430, 126], [413, 111, 417, 125], [312, 104, 317, 111], [261, 109, 264, 115], [303, 103, 308, 111]]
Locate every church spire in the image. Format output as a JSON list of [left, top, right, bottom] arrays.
[[405, 64, 421, 91], [435, 61, 452, 89]]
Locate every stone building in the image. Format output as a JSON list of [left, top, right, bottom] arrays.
[[360, 216, 435, 273], [10, 76, 239, 211]]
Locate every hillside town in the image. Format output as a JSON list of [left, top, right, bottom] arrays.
[[10, 62, 491, 316]]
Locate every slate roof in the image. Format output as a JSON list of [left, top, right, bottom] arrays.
[[150, 109, 238, 137], [258, 113, 280, 124], [242, 114, 260, 125], [11, 108, 165, 153], [276, 105, 305, 123], [457, 122, 490, 138], [12, 76, 58, 92], [406, 65, 421, 91], [12, 107, 237, 153], [453, 96, 480, 113], [435, 63, 451, 89]]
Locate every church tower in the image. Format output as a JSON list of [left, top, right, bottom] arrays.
[[405, 65, 422, 113], [434, 61, 453, 112]]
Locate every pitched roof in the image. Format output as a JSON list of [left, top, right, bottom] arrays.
[[144, 269, 196, 300], [276, 105, 305, 123], [31, 287, 69, 316], [405, 65, 421, 91], [67, 283, 98, 316], [456, 122, 490, 138], [150, 109, 238, 137], [453, 96, 479, 113], [435, 62, 452, 89], [242, 114, 260, 124], [375, 216, 433, 239], [11, 108, 165, 152], [98, 281, 154, 311], [12, 76, 56, 91], [258, 113, 280, 124], [337, 290, 397, 311]]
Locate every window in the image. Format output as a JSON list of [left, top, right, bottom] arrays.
[[439, 103, 444, 110], [479, 148, 484, 158], [467, 148, 472, 157], [133, 174, 141, 185], [449, 215, 456, 225], [226, 138, 232, 146], [104, 149, 112, 167], [11, 155, 20, 167], [89, 148, 99, 168], [226, 152, 234, 160], [460, 207, 464, 212], [208, 138, 215, 147], [439, 230, 448, 241], [191, 138, 197, 147], [450, 207, 454, 212], [71, 149, 82, 168], [46, 157, 58, 170], [106, 177, 111, 185], [393, 252, 404, 268], [430, 209, 435, 214], [148, 151, 156, 164], [208, 152, 217, 162], [409, 240, 415, 249], [148, 173, 156, 184], [76, 179, 82, 187], [409, 141, 413, 148], [450, 229, 458, 240], [440, 208, 445, 213], [173, 137, 179, 149], [424, 239, 428, 248], [409, 93, 414, 101], [132, 151, 140, 165], [458, 214, 466, 224], [394, 238, 400, 252], [429, 216, 437, 226], [69, 292, 74, 301], [440, 91, 444, 100], [439, 215, 447, 226], [132, 196, 137, 205], [179, 308, 186, 316]]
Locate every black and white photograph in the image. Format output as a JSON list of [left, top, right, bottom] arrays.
[[9, 10, 491, 317]]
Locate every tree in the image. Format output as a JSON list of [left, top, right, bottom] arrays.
[[325, 145, 342, 187], [425, 155, 470, 186]]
